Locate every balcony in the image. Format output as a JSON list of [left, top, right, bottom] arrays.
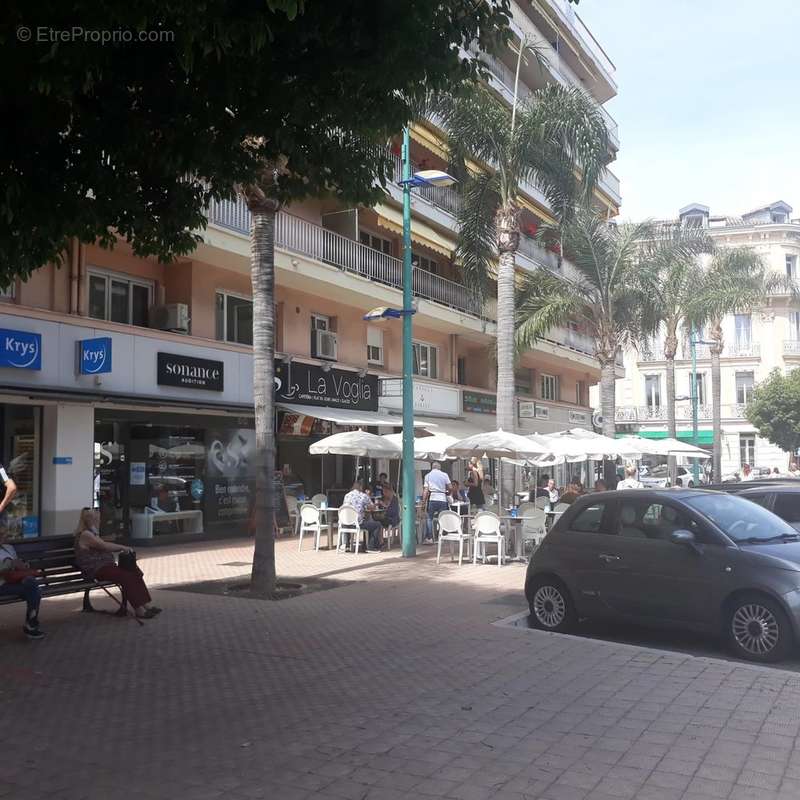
[[726, 342, 760, 358], [517, 234, 561, 272], [615, 404, 748, 423], [387, 150, 462, 218], [639, 342, 759, 362], [784, 339, 800, 356]]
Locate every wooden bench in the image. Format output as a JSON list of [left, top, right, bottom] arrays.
[[130, 509, 204, 540], [0, 534, 119, 612]]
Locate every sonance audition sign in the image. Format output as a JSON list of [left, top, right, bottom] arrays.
[[157, 352, 224, 391]]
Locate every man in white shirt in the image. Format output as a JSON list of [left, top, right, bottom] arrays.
[[422, 462, 451, 544], [616, 465, 644, 490]]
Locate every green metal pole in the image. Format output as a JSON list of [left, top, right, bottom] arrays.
[[690, 325, 700, 483], [401, 128, 416, 558]]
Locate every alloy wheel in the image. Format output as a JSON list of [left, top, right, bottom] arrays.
[[533, 585, 566, 629], [731, 603, 780, 656]]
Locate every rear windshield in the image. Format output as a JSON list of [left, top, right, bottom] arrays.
[[685, 493, 797, 542]]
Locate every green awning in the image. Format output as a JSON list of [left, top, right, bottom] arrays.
[[631, 430, 714, 446]]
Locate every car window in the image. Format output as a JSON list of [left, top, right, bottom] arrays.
[[618, 500, 688, 541], [745, 493, 770, 509], [569, 502, 611, 534], [685, 493, 797, 542], [774, 494, 800, 524]]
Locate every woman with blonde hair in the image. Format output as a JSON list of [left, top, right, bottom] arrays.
[[75, 508, 160, 619]]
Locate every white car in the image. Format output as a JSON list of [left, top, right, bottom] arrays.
[[639, 464, 706, 489]]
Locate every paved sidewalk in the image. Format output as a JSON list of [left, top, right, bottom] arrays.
[[2, 538, 800, 800]]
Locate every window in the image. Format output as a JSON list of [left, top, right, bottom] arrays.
[[215, 291, 253, 345], [311, 314, 329, 332], [412, 341, 437, 378], [541, 373, 559, 401], [618, 501, 687, 541], [515, 368, 533, 396], [311, 314, 337, 360], [0, 282, 15, 300], [411, 253, 438, 274], [736, 371, 755, 405], [772, 212, 788, 224], [774, 494, 800, 526], [359, 231, 392, 255], [367, 327, 384, 365], [644, 374, 661, 409], [88, 270, 153, 327], [790, 312, 800, 341], [787, 255, 798, 280], [694, 373, 706, 406], [683, 214, 705, 228], [734, 314, 752, 348], [739, 434, 756, 467], [569, 503, 609, 534], [457, 357, 467, 386], [576, 381, 587, 406]]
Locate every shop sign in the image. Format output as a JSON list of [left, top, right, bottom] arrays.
[[78, 337, 112, 375], [569, 409, 588, 425], [157, 352, 224, 391], [380, 379, 460, 416], [205, 428, 256, 524], [462, 390, 496, 415], [0, 328, 41, 370], [518, 401, 536, 419], [274, 360, 378, 411]]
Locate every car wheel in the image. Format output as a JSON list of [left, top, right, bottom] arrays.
[[528, 577, 577, 633], [726, 593, 793, 663], [687, 480, 695, 488]]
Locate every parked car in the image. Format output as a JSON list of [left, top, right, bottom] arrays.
[[525, 489, 800, 662], [736, 485, 800, 532], [640, 464, 706, 489]]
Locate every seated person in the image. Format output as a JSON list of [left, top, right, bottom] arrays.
[[466, 476, 485, 510], [594, 479, 608, 492], [557, 482, 581, 505], [342, 480, 382, 552], [373, 484, 400, 543], [75, 508, 161, 620], [372, 473, 389, 497], [448, 480, 468, 504]]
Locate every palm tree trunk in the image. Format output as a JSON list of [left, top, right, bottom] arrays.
[[247, 198, 280, 596], [599, 356, 617, 438], [664, 332, 678, 484], [710, 320, 723, 483], [496, 207, 519, 506]]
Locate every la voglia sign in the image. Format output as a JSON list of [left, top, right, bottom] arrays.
[[274, 359, 378, 411], [157, 352, 224, 391]]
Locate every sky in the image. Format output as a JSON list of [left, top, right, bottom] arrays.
[[577, 0, 800, 221]]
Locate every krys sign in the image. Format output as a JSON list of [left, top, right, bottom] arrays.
[[274, 360, 378, 411], [77, 337, 112, 375], [0, 328, 41, 370]]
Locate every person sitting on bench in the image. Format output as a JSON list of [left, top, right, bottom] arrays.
[[75, 508, 161, 620], [0, 463, 44, 639]]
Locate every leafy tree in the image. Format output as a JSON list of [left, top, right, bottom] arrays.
[[686, 248, 792, 481], [516, 209, 656, 438], [1, 0, 512, 594], [747, 369, 800, 459], [437, 82, 608, 499]]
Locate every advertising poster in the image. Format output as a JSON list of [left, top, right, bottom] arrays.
[[205, 429, 256, 524]]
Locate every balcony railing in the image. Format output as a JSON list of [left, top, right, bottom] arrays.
[[639, 341, 760, 361], [615, 404, 748, 423], [726, 342, 760, 358], [784, 339, 800, 355], [518, 234, 560, 272], [388, 151, 462, 218]]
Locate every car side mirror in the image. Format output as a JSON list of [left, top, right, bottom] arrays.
[[670, 529, 702, 554]]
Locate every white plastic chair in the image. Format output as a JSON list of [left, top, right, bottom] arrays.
[[285, 495, 300, 535], [383, 524, 400, 550], [336, 504, 366, 554], [472, 511, 505, 566], [310, 493, 328, 508], [298, 504, 325, 552], [518, 503, 546, 553], [437, 510, 470, 566], [534, 496, 549, 511]]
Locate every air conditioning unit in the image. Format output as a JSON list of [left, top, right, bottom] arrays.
[[149, 303, 189, 333], [569, 410, 588, 424], [313, 329, 338, 360], [535, 405, 550, 420]]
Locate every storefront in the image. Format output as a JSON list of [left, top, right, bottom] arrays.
[[0, 402, 41, 539]]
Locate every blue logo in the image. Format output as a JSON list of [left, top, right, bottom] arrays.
[[0, 328, 41, 370], [78, 337, 112, 374]]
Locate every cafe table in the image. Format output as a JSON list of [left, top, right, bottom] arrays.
[[498, 514, 546, 561], [317, 506, 339, 550]]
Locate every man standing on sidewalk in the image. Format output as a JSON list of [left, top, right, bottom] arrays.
[[422, 462, 451, 545]]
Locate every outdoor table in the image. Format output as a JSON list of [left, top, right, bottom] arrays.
[[318, 506, 339, 550], [448, 500, 470, 532], [499, 516, 545, 561]]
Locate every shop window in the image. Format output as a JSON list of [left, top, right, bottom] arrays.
[[412, 341, 437, 378], [215, 291, 253, 346], [0, 405, 40, 540], [367, 327, 384, 366], [541, 373, 559, 402], [88, 269, 153, 327]]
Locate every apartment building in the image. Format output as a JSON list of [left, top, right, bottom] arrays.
[[615, 200, 800, 476], [0, 0, 620, 541]]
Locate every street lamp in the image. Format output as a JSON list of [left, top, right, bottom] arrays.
[[366, 133, 456, 558]]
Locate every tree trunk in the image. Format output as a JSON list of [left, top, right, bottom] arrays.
[[495, 205, 520, 505], [247, 199, 280, 596], [710, 320, 723, 483], [664, 332, 678, 484], [599, 355, 618, 487]]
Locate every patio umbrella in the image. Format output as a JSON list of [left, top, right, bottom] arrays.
[[445, 429, 551, 460], [618, 436, 708, 458], [309, 430, 402, 459], [382, 432, 459, 461]]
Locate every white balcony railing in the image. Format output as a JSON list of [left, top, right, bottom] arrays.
[[640, 341, 760, 362], [388, 151, 462, 218], [615, 404, 748, 423], [784, 339, 800, 355]]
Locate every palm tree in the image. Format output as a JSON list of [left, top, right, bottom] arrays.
[[437, 81, 609, 495], [687, 247, 792, 481], [639, 224, 713, 480], [515, 208, 657, 437]]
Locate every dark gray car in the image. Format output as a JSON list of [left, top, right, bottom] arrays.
[[524, 489, 800, 662]]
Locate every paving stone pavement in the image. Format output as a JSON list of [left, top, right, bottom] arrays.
[[3, 537, 800, 799]]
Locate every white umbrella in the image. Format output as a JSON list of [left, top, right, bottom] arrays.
[[539, 431, 640, 461], [445, 429, 551, 460], [618, 436, 708, 458], [309, 430, 402, 458], [382, 432, 459, 461]]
